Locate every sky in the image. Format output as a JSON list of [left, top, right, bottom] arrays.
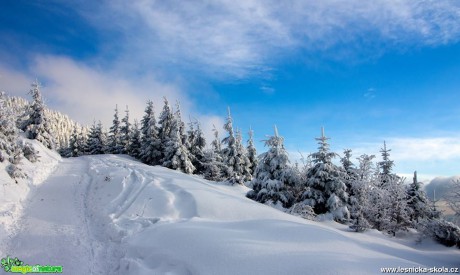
[[1, 0, 460, 182]]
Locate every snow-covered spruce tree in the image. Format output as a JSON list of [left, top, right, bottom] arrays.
[[445, 179, 460, 224], [139, 100, 161, 165], [371, 142, 410, 235], [63, 124, 83, 157], [301, 127, 349, 222], [128, 120, 142, 159], [187, 120, 207, 174], [377, 141, 398, 187], [383, 176, 412, 236], [341, 149, 358, 195], [202, 125, 225, 181], [86, 121, 106, 155], [407, 171, 437, 225], [349, 154, 375, 232], [23, 80, 55, 149], [221, 108, 251, 185], [108, 105, 123, 154], [0, 92, 19, 157], [246, 127, 258, 176], [160, 103, 195, 174], [120, 106, 131, 154], [236, 129, 252, 181], [79, 127, 89, 155], [158, 98, 175, 161], [247, 126, 295, 208]]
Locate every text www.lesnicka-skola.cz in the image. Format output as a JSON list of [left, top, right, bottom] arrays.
[[381, 267, 459, 273]]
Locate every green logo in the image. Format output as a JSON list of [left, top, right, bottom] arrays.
[[1, 256, 63, 274]]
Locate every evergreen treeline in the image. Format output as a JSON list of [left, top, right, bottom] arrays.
[[1, 81, 85, 181], [1, 81, 459, 248]]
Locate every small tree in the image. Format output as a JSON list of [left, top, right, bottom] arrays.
[[407, 171, 437, 225], [108, 105, 123, 154], [247, 127, 258, 176], [139, 100, 161, 165], [221, 108, 250, 185], [158, 98, 174, 161], [23, 80, 55, 149], [301, 127, 349, 222], [247, 126, 295, 208], [349, 154, 375, 232], [202, 125, 225, 181], [446, 179, 460, 224], [86, 121, 106, 155], [187, 120, 207, 174], [128, 120, 142, 159], [120, 105, 131, 154], [63, 124, 82, 157], [161, 103, 195, 174]]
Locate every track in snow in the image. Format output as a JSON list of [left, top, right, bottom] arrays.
[[6, 158, 95, 273]]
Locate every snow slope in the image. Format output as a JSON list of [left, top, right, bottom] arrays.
[[0, 139, 61, 256], [2, 153, 460, 275]]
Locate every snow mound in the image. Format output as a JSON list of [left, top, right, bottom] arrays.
[[83, 155, 459, 275], [3, 152, 459, 274], [0, 138, 61, 256]]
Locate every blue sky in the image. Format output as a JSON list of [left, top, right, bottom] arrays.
[[1, 0, 460, 181]]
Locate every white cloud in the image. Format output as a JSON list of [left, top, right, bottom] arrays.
[[78, 0, 460, 78], [29, 55, 188, 128], [0, 56, 225, 140], [0, 67, 33, 96], [392, 137, 460, 161], [349, 136, 460, 179]]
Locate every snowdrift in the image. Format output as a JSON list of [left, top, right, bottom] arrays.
[[2, 152, 459, 274]]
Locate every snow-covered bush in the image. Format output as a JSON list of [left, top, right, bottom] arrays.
[[421, 219, 460, 248], [6, 164, 26, 180], [288, 202, 316, 220], [22, 142, 40, 163]]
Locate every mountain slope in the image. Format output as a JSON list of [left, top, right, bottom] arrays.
[[3, 154, 460, 275]]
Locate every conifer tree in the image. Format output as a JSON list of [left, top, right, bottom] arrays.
[[24, 80, 55, 149], [0, 92, 19, 156], [247, 127, 258, 176], [235, 129, 252, 182], [341, 149, 359, 204], [64, 124, 82, 157], [378, 141, 397, 187], [383, 176, 411, 236], [161, 102, 195, 174], [79, 127, 88, 155], [120, 105, 131, 154], [187, 120, 207, 174], [407, 171, 437, 224], [128, 120, 142, 159], [202, 125, 225, 181], [108, 105, 123, 154], [158, 98, 174, 160], [247, 126, 295, 207], [302, 127, 349, 222], [349, 154, 374, 232], [139, 100, 161, 165], [86, 121, 106, 155], [221, 108, 250, 185]]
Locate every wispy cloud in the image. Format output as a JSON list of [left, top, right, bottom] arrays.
[[0, 56, 223, 141], [75, 0, 460, 78], [364, 88, 376, 100], [348, 136, 460, 178]]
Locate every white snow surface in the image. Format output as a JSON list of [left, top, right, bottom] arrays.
[[1, 151, 459, 274]]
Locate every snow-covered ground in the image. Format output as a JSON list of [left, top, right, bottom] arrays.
[[1, 148, 459, 274]]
